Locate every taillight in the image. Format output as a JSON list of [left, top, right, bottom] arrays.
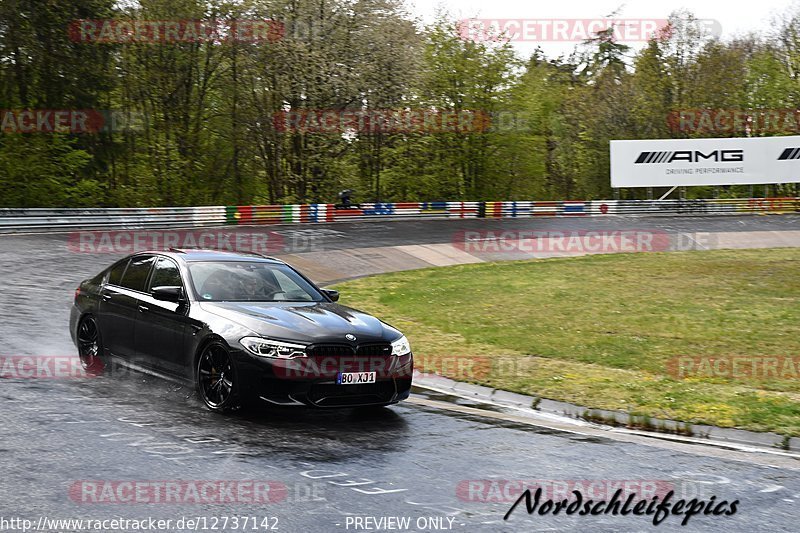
[[75, 287, 81, 300]]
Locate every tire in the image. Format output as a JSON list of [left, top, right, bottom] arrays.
[[196, 341, 242, 412], [77, 315, 106, 376]]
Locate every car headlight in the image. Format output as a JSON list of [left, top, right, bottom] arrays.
[[240, 337, 307, 359], [391, 335, 411, 357]]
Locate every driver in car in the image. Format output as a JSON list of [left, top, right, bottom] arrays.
[[237, 272, 279, 299]]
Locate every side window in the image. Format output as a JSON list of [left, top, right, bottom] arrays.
[[108, 260, 128, 286], [119, 255, 155, 292], [149, 258, 183, 290]]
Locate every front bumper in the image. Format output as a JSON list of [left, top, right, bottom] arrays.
[[235, 351, 414, 408]]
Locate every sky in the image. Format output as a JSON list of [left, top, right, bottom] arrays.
[[407, 0, 799, 58]]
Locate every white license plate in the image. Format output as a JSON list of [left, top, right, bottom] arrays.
[[337, 371, 376, 385]]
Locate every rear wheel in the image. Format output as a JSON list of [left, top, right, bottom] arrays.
[[77, 316, 105, 375], [197, 341, 241, 412]]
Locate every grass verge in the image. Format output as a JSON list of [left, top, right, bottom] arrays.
[[332, 248, 800, 436]]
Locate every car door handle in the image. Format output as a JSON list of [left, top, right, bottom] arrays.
[[138, 305, 149, 313], [101, 293, 112, 301]]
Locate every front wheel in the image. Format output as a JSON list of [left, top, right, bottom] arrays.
[[197, 341, 242, 412], [77, 316, 105, 376]]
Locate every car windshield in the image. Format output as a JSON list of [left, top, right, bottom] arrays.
[[188, 261, 324, 302]]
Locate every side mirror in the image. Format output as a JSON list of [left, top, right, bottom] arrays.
[[322, 289, 340, 302], [152, 286, 183, 303]]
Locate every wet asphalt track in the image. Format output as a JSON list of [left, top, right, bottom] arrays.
[[1, 215, 800, 532]]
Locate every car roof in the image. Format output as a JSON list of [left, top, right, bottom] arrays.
[[131, 249, 286, 264]]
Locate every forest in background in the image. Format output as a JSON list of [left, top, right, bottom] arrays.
[[2, 0, 800, 207]]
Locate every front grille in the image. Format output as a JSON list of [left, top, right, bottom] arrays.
[[356, 343, 392, 357], [306, 343, 391, 358], [306, 344, 353, 357]]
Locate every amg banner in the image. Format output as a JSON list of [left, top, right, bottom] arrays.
[[610, 136, 800, 187]]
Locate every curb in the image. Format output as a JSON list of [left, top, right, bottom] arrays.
[[412, 374, 799, 453]]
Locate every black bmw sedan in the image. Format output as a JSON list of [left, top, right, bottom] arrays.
[[70, 249, 413, 411]]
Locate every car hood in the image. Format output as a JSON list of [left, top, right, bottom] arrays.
[[197, 301, 400, 344]]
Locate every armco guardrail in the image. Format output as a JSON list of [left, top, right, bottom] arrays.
[[0, 198, 798, 234]]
